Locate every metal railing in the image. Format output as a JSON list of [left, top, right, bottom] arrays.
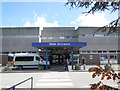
[[6, 77, 33, 90]]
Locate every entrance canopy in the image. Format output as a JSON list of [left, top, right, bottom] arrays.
[[32, 42, 87, 49], [32, 42, 87, 70]]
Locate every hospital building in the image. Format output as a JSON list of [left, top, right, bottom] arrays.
[[0, 27, 119, 68]]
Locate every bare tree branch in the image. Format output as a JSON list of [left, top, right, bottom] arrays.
[[94, 16, 120, 35], [66, 0, 120, 14], [66, 0, 120, 35]]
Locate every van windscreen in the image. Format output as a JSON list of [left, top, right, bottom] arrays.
[[15, 56, 34, 61], [40, 56, 45, 60]]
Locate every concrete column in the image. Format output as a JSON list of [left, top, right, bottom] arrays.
[[71, 47, 74, 69], [107, 51, 110, 64]]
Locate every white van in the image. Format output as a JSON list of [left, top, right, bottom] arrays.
[[8, 53, 50, 70]]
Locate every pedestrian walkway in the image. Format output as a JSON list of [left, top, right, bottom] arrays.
[[35, 72, 74, 88], [68, 64, 120, 72]]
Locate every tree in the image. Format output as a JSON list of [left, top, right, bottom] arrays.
[[65, 0, 120, 35], [88, 64, 120, 90], [66, 1, 120, 89]]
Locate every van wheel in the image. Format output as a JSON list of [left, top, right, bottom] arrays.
[[18, 66, 23, 70]]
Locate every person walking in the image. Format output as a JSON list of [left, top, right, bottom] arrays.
[[64, 58, 69, 71], [82, 57, 86, 70]]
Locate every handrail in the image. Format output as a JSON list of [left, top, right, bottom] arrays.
[[6, 77, 33, 90]]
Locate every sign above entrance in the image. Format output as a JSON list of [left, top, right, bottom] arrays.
[[49, 42, 70, 46], [32, 42, 87, 47]]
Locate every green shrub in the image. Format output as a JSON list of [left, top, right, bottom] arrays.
[[3, 66, 12, 71], [38, 64, 44, 70]]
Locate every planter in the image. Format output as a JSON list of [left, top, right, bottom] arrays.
[[75, 63, 81, 70]]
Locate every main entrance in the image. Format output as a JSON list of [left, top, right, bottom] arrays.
[[49, 48, 70, 65], [32, 42, 87, 70], [51, 54, 64, 64]]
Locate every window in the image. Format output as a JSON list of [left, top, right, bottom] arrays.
[[94, 34, 105, 37], [98, 51, 102, 53], [15, 56, 34, 61], [92, 51, 97, 53], [36, 57, 40, 61], [79, 34, 85, 37], [8, 56, 13, 61], [109, 51, 116, 53], [117, 51, 120, 54], [72, 36, 78, 38], [59, 36, 65, 39], [110, 55, 114, 59], [32, 51, 36, 53], [48, 37, 53, 39], [81, 51, 86, 53], [42, 36, 47, 39], [110, 55, 117, 59], [87, 51, 91, 53], [66, 36, 70, 38], [2, 52, 9, 54], [100, 54, 107, 59], [103, 51, 107, 53], [90, 55, 93, 59], [86, 34, 93, 37]]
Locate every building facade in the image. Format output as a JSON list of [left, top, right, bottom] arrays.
[[41, 27, 119, 65], [0, 27, 119, 65], [0, 27, 39, 65], [1, 27, 39, 53]]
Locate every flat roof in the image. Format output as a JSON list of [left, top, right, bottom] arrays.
[[32, 42, 87, 49]]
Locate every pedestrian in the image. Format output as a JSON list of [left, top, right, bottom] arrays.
[[82, 57, 86, 70], [64, 58, 69, 71]]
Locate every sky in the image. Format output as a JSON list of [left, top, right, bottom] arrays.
[[1, 1, 119, 30]]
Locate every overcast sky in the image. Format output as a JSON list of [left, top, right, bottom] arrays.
[[1, 1, 119, 30]]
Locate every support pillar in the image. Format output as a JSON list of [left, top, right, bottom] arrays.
[[71, 48, 74, 69], [45, 48, 48, 70], [107, 50, 110, 65]]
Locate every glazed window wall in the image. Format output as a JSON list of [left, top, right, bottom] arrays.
[[80, 50, 118, 64], [2, 35, 39, 38], [1, 51, 37, 55], [41, 34, 118, 40], [41, 36, 78, 40], [79, 34, 118, 38], [80, 50, 118, 54]]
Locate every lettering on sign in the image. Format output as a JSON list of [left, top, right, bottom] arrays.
[[49, 42, 70, 46], [49, 43, 56, 46], [57, 43, 70, 46]]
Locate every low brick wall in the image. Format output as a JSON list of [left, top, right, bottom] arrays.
[[0, 55, 8, 66], [80, 54, 100, 65]]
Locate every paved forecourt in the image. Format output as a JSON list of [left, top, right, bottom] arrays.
[[1, 71, 119, 89], [35, 72, 73, 88]]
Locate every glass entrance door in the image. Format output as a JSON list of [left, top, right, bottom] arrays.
[[51, 54, 64, 65], [49, 48, 70, 65]]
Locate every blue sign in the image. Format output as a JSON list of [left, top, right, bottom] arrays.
[[32, 42, 87, 47], [49, 42, 70, 46]]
